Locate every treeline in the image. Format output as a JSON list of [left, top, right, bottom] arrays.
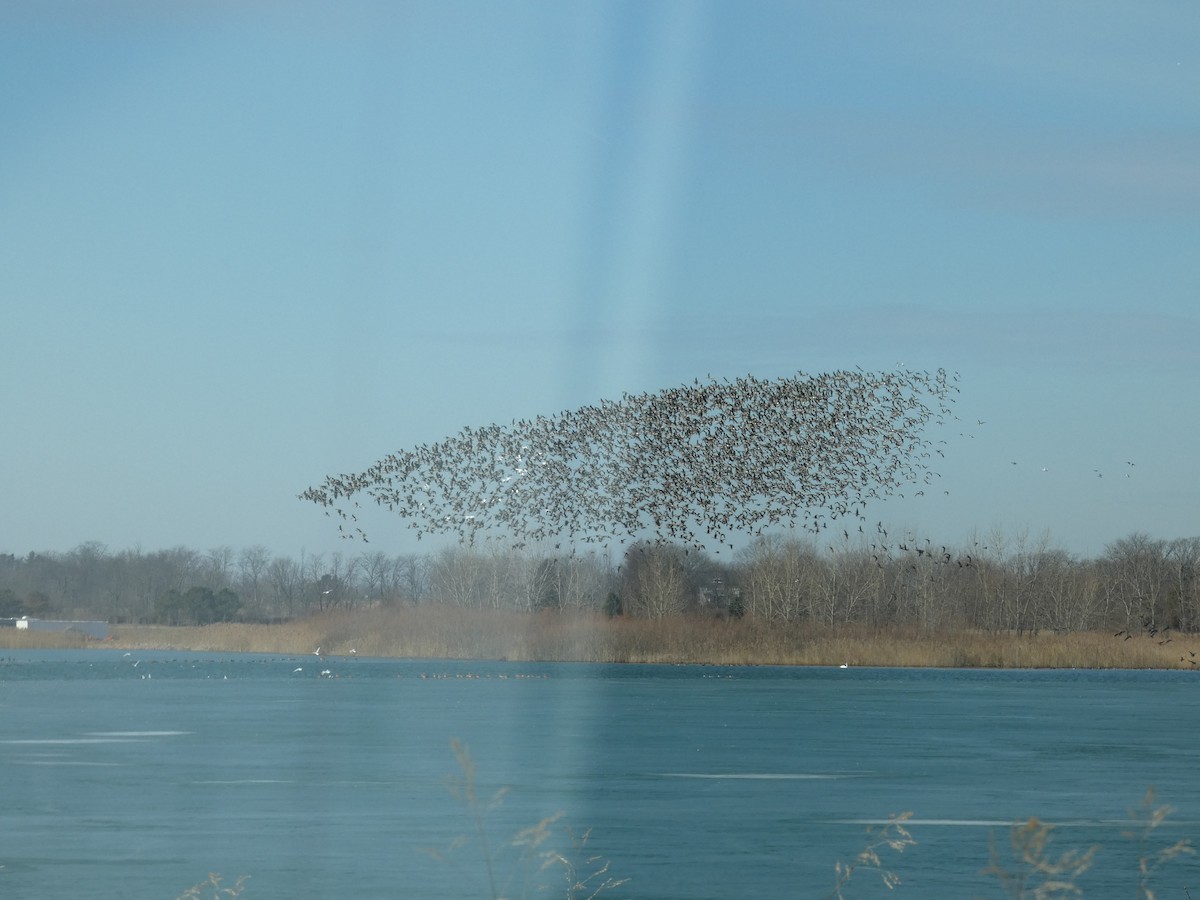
[[1, 530, 1199, 634]]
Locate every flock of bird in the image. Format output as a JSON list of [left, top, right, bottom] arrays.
[[1114, 619, 1199, 665], [301, 368, 959, 554]]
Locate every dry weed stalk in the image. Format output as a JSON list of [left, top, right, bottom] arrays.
[[430, 739, 627, 900], [983, 818, 1097, 899], [826, 811, 916, 899], [547, 828, 630, 900], [983, 787, 1195, 899], [1123, 788, 1195, 900], [174, 872, 249, 900]]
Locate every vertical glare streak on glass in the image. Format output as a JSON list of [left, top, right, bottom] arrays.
[[567, 3, 709, 400]]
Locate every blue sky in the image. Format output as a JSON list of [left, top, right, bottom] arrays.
[[3, 1, 1197, 560]]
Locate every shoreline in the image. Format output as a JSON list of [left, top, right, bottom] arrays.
[[3, 606, 1196, 670]]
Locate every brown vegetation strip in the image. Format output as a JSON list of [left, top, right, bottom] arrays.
[[4, 608, 1197, 669]]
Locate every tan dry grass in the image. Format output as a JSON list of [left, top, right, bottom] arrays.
[[89, 608, 1200, 669], [0, 629, 90, 650]]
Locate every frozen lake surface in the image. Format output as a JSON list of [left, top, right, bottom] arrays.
[[2, 650, 1198, 897]]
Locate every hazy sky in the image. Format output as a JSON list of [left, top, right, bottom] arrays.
[[3, 1, 1198, 561]]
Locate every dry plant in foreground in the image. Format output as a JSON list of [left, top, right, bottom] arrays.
[[174, 872, 248, 900], [1124, 788, 1195, 900], [166, 781, 1197, 899], [826, 812, 916, 899], [983, 787, 1194, 899], [983, 818, 1098, 899], [427, 738, 629, 900]]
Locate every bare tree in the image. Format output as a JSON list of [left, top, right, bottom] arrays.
[[1036, 549, 1093, 633], [430, 546, 486, 608], [811, 538, 884, 626], [359, 551, 393, 605], [313, 552, 359, 610], [8, 530, 1200, 637], [621, 543, 688, 619], [391, 553, 429, 603], [737, 535, 821, 622], [237, 545, 271, 615], [552, 551, 612, 610], [204, 545, 236, 589], [1165, 537, 1200, 633], [268, 555, 303, 618], [480, 547, 525, 610], [1102, 533, 1170, 631], [1006, 530, 1057, 635]]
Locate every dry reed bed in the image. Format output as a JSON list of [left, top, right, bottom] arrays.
[[0, 629, 91, 650], [12, 608, 1181, 669]]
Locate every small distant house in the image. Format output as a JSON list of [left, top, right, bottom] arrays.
[[14, 617, 109, 640]]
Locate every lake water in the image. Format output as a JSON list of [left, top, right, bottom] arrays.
[[1, 650, 1197, 898]]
